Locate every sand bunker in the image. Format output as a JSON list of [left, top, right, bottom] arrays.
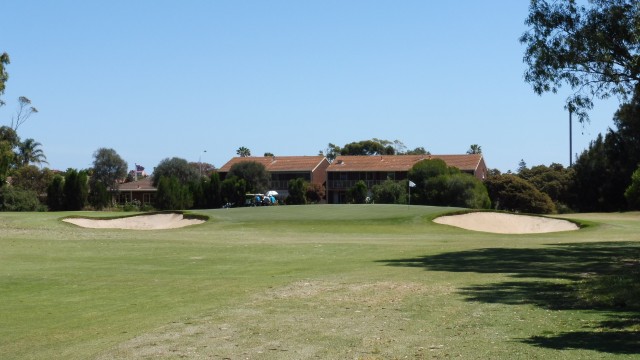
[[63, 213, 205, 230], [433, 212, 579, 234]]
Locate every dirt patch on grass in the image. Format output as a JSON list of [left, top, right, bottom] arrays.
[[63, 213, 205, 230], [434, 212, 579, 234], [96, 280, 449, 359]]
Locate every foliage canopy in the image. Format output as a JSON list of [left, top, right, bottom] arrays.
[[521, 0, 640, 122]]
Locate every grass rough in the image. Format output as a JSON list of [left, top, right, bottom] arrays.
[[1, 206, 639, 359]]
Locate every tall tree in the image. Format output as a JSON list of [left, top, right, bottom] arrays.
[[287, 178, 307, 205], [47, 175, 65, 211], [207, 172, 223, 208], [521, 0, 640, 122], [0, 52, 8, 107], [155, 176, 193, 210], [340, 139, 395, 156], [227, 161, 269, 193], [236, 146, 251, 157], [0, 126, 19, 185], [467, 144, 482, 154], [11, 96, 38, 131], [91, 148, 128, 189], [152, 157, 199, 186], [17, 138, 47, 167], [408, 159, 490, 209], [625, 166, 640, 209], [63, 169, 88, 210], [347, 180, 368, 204]]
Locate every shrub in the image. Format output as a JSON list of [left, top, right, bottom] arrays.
[[155, 176, 193, 210], [484, 174, 556, 214], [220, 175, 247, 207], [347, 180, 368, 204], [408, 159, 490, 209], [624, 167, 640, 209], [287, 178, 307, 205], [88, 181, 111, 210], [0, 186, 42, 211], [63, 169, 88, 210], [47, 175, 65, 211], [305, 183, 325, 204], [371, 179, 406, 204], [123, 199, 142, 212]]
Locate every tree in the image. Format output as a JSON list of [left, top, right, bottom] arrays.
[[408, 159, 490, 209], [484, 174, 556, 214], [227, 161, 269, 193], [340, 139, 395, 156], [322, 143, 342, 162], [264, 152, 274, 157], [521, 0, 640, 122], [16, 138, 47, 167], [236, 146, 251, 157], [371, 179, 407, 204], [287, 178, 307, 205], [0, 52, 9, 107], [0, 187, 41, 211], [517, 159, 528, 173], [220, 175, 247, 206], [467, 144, 482, 154], [91, 148, 128, 188], [155, 176, 193, 210], [347, 180, 368, 204], [11, 96, 38, 131], [518, 163, 575, 209], [0, 126, 20, 184], [624, 167, 640, 209], [443, 173, 491, 209], [152, 157, 199, 186], [11, 165, 54, 195], [405, 146, 429, 155], [207, 172, 223, 208], [63, 169, 88, 210], [305, 183, 325, 204], [88, 181, 110, 210], [47, 175, 65, 211], [571, 87, 640, 211]]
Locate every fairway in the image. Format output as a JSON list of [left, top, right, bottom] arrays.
[[1, 205, 639, 359]]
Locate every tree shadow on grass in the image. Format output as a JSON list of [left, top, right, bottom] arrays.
[[378, 242, 640, 354]]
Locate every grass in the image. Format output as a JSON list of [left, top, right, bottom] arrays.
[[1, 205, 639, 359]]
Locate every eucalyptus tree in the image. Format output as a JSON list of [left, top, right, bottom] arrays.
[[91, 148, 128, 190], [521, 0, 640, 123]]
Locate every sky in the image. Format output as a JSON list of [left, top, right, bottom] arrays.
[[0, 1, 622, 173]]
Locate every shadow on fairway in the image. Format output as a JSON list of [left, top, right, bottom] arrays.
[[378, 242, 640, 354]]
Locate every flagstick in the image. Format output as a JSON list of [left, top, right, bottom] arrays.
[[408, 181, 411, 209]]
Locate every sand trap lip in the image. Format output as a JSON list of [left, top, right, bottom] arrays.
[[63, 213, 205, 230], [433, 212, 579, 234]]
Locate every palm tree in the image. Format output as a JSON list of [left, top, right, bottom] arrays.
[[17, 138, 48, 167], [236, 146, 251, 157], [467, 144, 482, 155]]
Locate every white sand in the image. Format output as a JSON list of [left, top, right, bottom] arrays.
[[433, 212, 579, 234], [63, 213, 205, 230]]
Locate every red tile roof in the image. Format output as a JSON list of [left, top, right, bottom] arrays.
[[218, 156, 329, 173], [117, 177, 156, 191], [327, 154, 484, 172]]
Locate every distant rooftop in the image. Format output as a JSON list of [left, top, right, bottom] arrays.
[[218, 156, 328, 172], [327, 154, 484, 172]]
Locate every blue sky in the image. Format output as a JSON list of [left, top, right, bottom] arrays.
[[0, 1, 620, 173]]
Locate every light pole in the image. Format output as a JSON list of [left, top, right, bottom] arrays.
[[569, 105, 573, 167], [199, 150, 207, 177]]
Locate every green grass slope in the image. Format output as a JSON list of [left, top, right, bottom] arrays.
[[0, 206, 639, 359]]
